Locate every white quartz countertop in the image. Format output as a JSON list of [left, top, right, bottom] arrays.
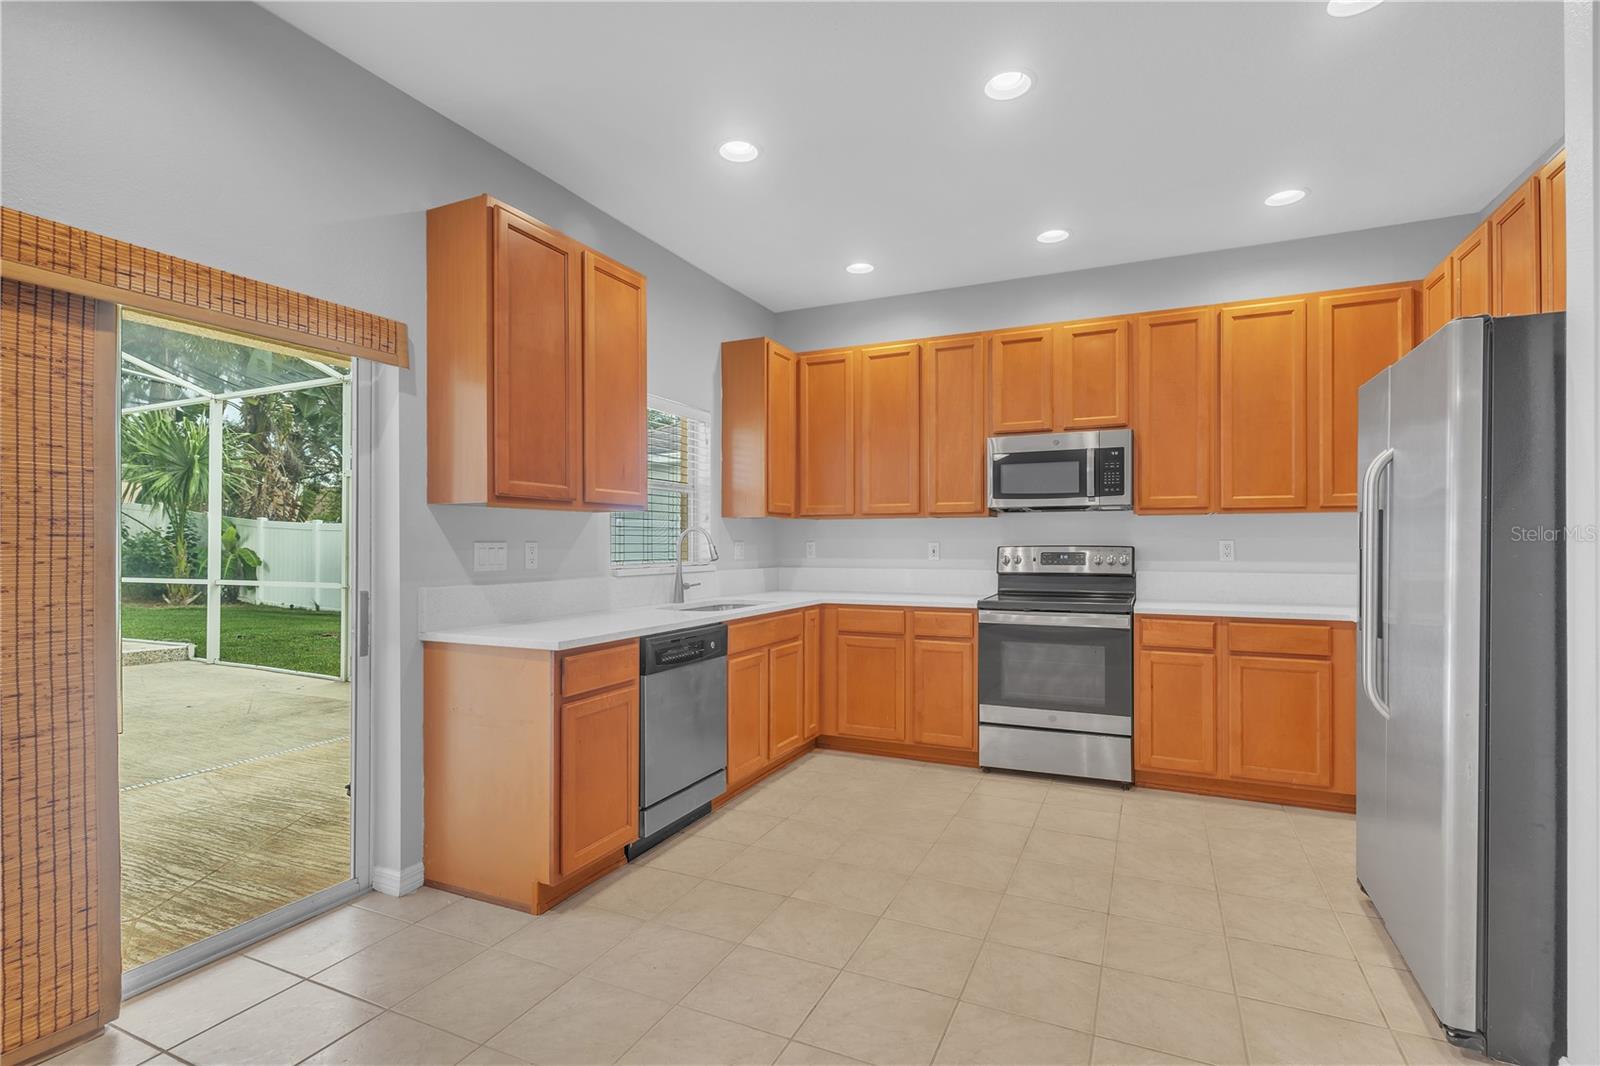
[[1134, 600, 1358, 623], [419, 590, 981, 651]]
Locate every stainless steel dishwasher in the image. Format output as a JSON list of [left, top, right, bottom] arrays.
[[628, 623, 728, 860]]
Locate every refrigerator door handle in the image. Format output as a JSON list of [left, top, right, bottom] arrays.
[[1360, 447, 1395, 718]]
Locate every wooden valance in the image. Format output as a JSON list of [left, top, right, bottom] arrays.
[[1, 207, 409, 368]]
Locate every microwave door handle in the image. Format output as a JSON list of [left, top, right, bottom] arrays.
[[1359, 448, 1394, 719]]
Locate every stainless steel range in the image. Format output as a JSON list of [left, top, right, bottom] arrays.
[[977, 545, 1135, 784]]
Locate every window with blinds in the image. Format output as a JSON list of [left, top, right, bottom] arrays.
[[610, 403, 713, 568]]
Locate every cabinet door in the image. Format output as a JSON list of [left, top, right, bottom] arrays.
[[1218, 298, 1308, 511], [1134, 308, 1217, 513], [558, 682, 639, 876], [857, 343, 922, 515], [1055, 318, 1131, 429], [727, 649, 770, 786], [1453, 220, 1492, 319], [803, 608, 822, 739], [582, 251, 647, 508], [921, 334, 987, 516], [492, 207, 583, 502], [988, 328, 1054, 434], [834, 633, 907, 741], [768, 639, 807, 760], [1421, 257, 1455, 342], [1225, 654, 1334, 789], [910, 637, 976, 750], [797, 349, 856, 516], [1135, 647, 1218, 776], [1540, 152, 1567, 313], [766, 341, 798, 515], [1312, 288, 1414, 510], [1490, 176, 1542, 317]]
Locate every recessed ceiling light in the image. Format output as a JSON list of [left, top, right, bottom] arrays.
[[845, 262, 875, 275], [718, 140, 759, 163], [984, 71, 1034, 101], [1036, 229, 1070, 244], [1264, 189, 1308, 207], [1326, 0, 1382, 15]]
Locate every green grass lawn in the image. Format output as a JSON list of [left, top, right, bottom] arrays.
[[121, 602, 343, 676]]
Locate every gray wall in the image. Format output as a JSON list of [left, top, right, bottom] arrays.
[[0, 1, 780, 882]]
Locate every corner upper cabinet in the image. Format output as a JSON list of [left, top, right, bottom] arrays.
[[1421, 257, 1455, 342], [1490, 176, 1542, 317], [1134, 308, 1217, 514], [721, 337, 797, 517], [1453, 220, 1493, 319], [1311, 286, 1415, 510], [921, 334, 987, 516], [988, 328, 1055, 435], [856, 342, 922, 515], [1054, 318, 1131, 429], [1539, 151, 1567, 313], [427, 195, 646, 510], [797, 348, 857, 516]]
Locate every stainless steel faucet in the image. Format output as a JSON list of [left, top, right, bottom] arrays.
[[672, 525, 719, 603]]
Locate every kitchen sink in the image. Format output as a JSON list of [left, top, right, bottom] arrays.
[[676, 602, 758, 612]]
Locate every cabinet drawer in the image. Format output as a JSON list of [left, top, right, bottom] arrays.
[[729, 610, 804, 654], [1138, 617, 1217, 651], [560, 641, 638, 697], [1226, 621, 1334, 658], [912, 610, 975, 639], [834, 607, 907, 635]]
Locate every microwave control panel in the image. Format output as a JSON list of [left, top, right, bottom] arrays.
[[1095, 448, 1126, 497]]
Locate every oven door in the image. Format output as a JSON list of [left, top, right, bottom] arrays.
[[978, 610, 1133, 735], [987, 446, 1092, 509]]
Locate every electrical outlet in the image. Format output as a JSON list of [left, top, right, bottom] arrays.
[[927, 541, 941, 561], [473, 541, 508, 572], [1218, 539, 1236, 563], [733, 541, 745, 561], [524, 541, 539, 570], [804, 540, 817, 560]]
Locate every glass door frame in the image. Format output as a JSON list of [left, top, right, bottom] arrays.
[[119, 350, 376, 998]]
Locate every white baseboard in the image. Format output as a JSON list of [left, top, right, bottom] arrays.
[[371, 862, 425, 897]]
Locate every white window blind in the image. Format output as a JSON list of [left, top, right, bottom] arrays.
[[610, 401, 713, 568]]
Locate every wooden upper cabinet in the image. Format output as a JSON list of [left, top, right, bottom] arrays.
[[910, 633, 976, 751], [1540, 151, 1567, 313], [856, 343, 922, 515], [493, 207, 583, 503], [1134, 308, 1217, 513], [797, 349, 857, 516], [1054, 318, 1131, 429], [1218, 298, 1308, 511], [768, 638, 807, 760], [1421, 257, 1455, 341], [721, 338, 796, 517], [727, 649, 769, 787], [1312, 287, 1414, 511], [1453, 220, 1492, 319], [833, 632, 908, 742], [582, 251, 647, 508], [427, 195, 645, 510], [1490, 176, 1542, 317], [921, 334, 987, 516], [557, 681, 639, 877], [988, 328, 1055, 434]]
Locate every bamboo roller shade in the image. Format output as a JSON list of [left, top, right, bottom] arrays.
[[1, 207, 408, 368], [2, 281, 111, 1055]]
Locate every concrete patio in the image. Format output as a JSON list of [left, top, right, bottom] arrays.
[[118, 659, 352, 968]]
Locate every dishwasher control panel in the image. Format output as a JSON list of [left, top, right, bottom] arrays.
[[641, 624, 728, 674]]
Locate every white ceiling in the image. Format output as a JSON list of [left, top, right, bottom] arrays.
[[270, 1, 1564, 313]]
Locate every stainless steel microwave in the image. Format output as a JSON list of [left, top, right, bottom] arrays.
[[986, 428, 1132, 511]]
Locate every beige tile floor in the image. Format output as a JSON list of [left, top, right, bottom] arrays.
[[62, 750, 1492, 1066]]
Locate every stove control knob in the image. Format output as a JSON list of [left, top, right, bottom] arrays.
[[1000, 552, 1012, 567], [1119, 554, 1129, 565], [1092, 554, 1103, 565]]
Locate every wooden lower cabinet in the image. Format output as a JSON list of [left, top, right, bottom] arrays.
[[909, 635, 977, 750], [422, 639, 639, 913], [833, 633, 908, 741], [726, 612, 812, 791], [803, 607, 822, 739], [769, 638, 808, 759], [727, 648, 771, 787], [1134, 615, 1355, 811]]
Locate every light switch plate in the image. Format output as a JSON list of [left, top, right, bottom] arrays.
[[473, 541, 508, 572], [804, 541, 817, 560], [1218, 539, 1235, 562], [524, 541, 539, 570], [927, 542, 941, 561], [733, 541, 745, 561]]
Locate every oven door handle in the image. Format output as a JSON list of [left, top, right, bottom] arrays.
[[979, 610, 1131, 630]]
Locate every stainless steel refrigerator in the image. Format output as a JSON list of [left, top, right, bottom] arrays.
[[1356, 313, 1565, 1065]]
